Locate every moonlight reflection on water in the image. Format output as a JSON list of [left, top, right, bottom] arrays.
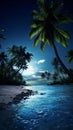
[[0, 85, 73, 130]]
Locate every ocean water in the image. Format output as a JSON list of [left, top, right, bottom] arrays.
[[0, 85, 73, 130]]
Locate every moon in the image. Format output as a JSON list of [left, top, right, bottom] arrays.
[[22, 65, 38, 76]]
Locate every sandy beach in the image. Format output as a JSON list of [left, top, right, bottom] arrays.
[[0, 85, 33, 104]]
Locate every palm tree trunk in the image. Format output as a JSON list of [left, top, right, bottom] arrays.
[[14, 67, 21, 75], [53, 43, 73, 79]]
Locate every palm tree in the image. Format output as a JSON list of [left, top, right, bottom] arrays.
[[52, 57, 68, 81], [0, 52, 7, 66], [52, 57, 59, 71], [41, 71, 51, 81], [29, 0, 73, 79], [52, 72, 58, 83], [7, 45, 33, 73], [41, 72, 45, 78], [66, 50, 73, 63]]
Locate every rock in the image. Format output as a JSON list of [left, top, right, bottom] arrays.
[[0, 89, 38, 109], [12, 90, 33, 104], [7, 102, 12, 105], [40, 92, 46, 95]]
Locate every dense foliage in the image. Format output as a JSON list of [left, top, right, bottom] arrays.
[[41, 57, 73, 85], [0, 45, 33, 85], [29, 0, 73, 79]]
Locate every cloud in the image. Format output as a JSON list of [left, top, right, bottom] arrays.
[[39, 70, 46, 73], [37, 59, 45, 64], [32, 74, 41, 79]]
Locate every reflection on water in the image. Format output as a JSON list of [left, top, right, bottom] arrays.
[[0, 85, 73, 130]]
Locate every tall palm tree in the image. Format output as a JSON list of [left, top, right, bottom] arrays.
[[7, 45, 33, 73], [0, 52, 7, 66], [29, 0, 73, 79], [66, 50, 73, 63], [52, 57, 67, 81]]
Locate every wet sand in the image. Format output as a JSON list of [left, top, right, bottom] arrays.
[[0, 85, 28, 103], [0, 85, 34, 110]]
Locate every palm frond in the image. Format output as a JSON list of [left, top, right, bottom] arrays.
[[40, 31, 45, 42], [31, 23, 38, 28], [40, 41, 46, 51], [37, 0, 48, 16], [47, 38, 53, 47], [32, 10, 44, 20], [61, 37, 68, 47], [58, 14, 73, 24], [56, 35, 68, 47], [55, 29, 68, 47], [45, 28, 54, 47], [56, 28, 71, 39], [31, 20, 43, 28], [51, 1, 64, 14], [29, 0, 73, 52], [66, 50, 73, 63], [68, 57, 73, 63], [33, 34, 41, 47], [29, 26, 43, 39]]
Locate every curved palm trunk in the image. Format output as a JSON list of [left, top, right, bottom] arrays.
[[53, 43, 73, 79], [14, 67, 21, 76]]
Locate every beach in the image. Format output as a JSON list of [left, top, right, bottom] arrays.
[[0, 85, 33, 110]]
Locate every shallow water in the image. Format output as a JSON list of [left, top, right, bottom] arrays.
[[0, 85, 73, 130]]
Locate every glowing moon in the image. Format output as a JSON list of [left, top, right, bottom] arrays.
[[22, 65, 37, 76]]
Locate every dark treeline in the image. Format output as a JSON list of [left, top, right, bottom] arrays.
[[41, 57, 73, 85], [0, 45, 33, 85]]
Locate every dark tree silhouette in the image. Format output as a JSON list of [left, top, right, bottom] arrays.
[[0, 52, 7, 66], [66, 50, 73, 63], [52, 57, 59, 71], [41, 71, 51, 80], [29, 0, 73, 79], [7, 45, 33, 73], [52, 57, 67, 82], [0, 45, 33, 85]]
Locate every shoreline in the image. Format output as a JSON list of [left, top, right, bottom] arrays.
[[0, 84, 73, 110], [0, 85, 36, 110]]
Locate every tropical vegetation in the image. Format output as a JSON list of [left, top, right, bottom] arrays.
[[66, 50, 73, 63], [29, 0, 73, 79], [41, 57, 73, 85], [0, 45, 33, 85]]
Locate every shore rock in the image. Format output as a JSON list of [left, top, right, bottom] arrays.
[[12, 90, 33, 104], [0, 89, 38, 110]]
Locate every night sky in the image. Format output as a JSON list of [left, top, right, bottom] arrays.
[[0, 0, 73, 82]]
